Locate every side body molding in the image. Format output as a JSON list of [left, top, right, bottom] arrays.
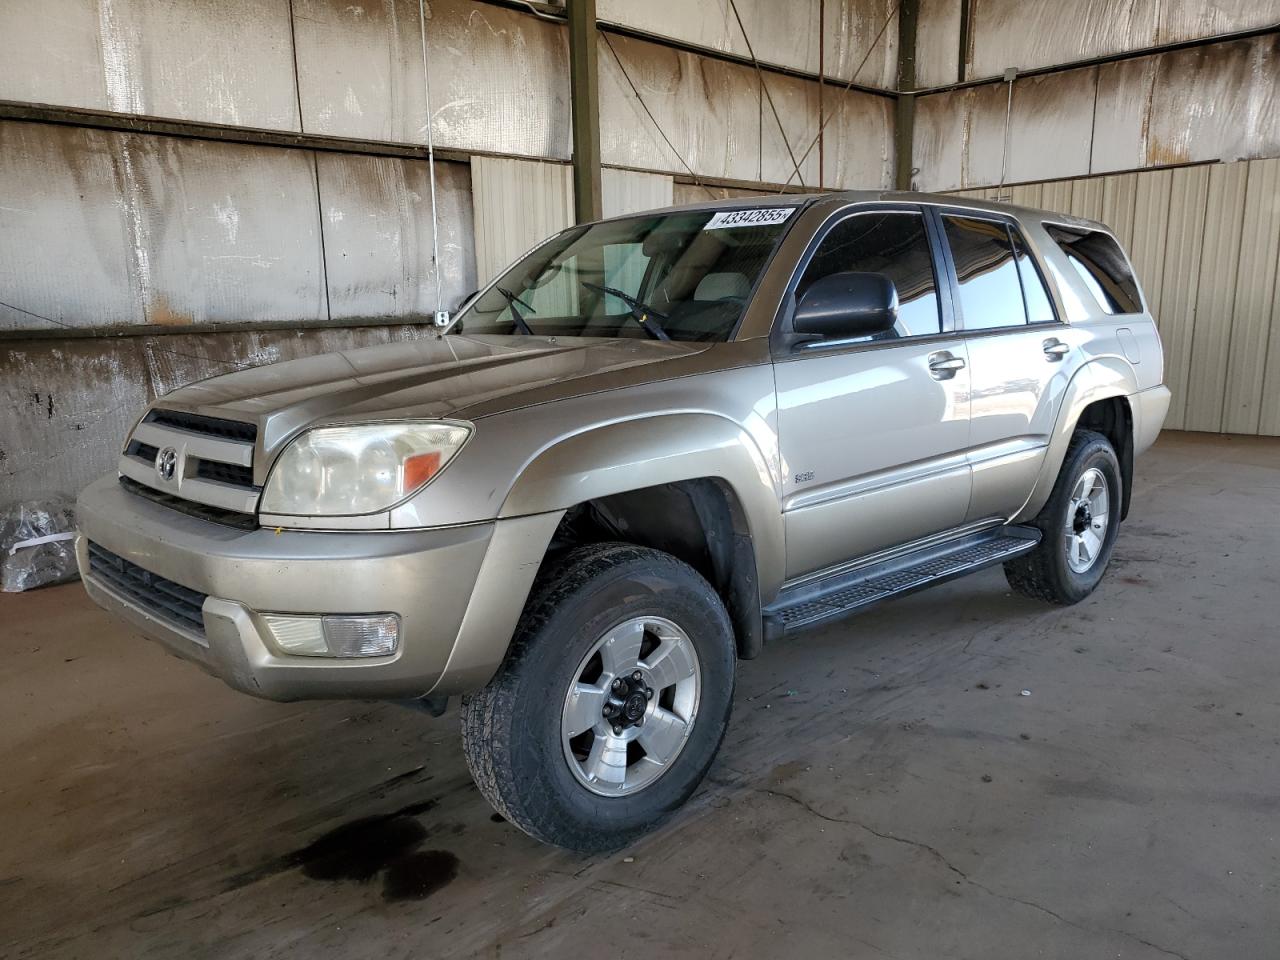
[[1014, 357, 1141, 524], [499, 413, 787, 600]]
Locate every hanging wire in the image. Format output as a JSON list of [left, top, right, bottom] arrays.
[[600, 33, 719, 200], [777, 0, 901, 192], [726, 0, 807, 189], [418, 0, 445, 330], [999, 68, 1016, 194]]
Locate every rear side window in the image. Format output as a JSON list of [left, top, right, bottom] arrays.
[[1045, 225, 1142, 314], [797, 211, 941, 339], [941, 215, 1026, 330], [1009, 227, 1057, 325]]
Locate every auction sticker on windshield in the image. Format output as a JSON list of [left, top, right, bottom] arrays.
[[704, 208, 795, 230]]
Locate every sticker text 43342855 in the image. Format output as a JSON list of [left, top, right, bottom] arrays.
[[703, 208, 796, 231]]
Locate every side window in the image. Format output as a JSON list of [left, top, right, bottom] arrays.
[[942, 215, 1027, 331], [1045, 225, 1142, 314], [1009, 226, 1057, 325], [796, 211, 941, 339]]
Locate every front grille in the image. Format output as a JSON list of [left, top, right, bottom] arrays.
[[194, 459, 256, 488], [118, 407, 260, 524], [145, 409, 257, 444], [119, 476, 258, 530], [87, 541, 208, 637]]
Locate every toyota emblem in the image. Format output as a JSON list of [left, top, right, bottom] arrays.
[[156, 446, 178, 481]]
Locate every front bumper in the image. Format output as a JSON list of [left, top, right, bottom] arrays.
[[76, 475, 560, 701]]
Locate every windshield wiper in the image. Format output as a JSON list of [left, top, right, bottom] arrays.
[[494, 285, 536, 336], [580, 281, 671, 342]]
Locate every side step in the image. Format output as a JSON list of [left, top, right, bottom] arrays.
[[764, 526, 1041, 637]]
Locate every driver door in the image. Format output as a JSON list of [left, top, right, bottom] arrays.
[[773, 207, 973, 580]]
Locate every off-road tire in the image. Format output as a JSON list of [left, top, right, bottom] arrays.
[[1004, 429, 1122, 605], [460, 543, 735, 853]]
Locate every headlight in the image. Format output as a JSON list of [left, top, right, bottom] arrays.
[[260, 421, 471, 516]]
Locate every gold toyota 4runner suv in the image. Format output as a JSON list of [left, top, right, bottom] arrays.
[[77, 192, 1171, 851]]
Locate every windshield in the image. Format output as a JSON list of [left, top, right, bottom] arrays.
[[454, 207, 798, 342]]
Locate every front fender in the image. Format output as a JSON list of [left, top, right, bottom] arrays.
[[500, 413, 786, 597], [1015, 357, 1140, 523]]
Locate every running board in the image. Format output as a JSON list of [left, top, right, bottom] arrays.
[[764, 526, 1041, 637]]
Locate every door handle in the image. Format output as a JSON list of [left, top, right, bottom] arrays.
[[1043, 338, 1070, 361], [928, 351, 966, 380]]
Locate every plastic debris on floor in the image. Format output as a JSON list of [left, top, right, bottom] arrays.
[[1, 499, 78, 592]]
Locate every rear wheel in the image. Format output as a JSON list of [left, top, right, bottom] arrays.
[[461, 543, 735, 852], [1005, 429, 1122, 605]]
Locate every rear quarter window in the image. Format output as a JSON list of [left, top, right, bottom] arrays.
[[1044, 225, 1142, 315]]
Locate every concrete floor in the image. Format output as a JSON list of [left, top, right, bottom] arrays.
[[1, 431, 1277, 960]]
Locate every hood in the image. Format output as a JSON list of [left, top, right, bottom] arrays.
[[156, 334, 709, 451]]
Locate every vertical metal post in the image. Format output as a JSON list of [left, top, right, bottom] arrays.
[[817, 0, 825, 190], [894, 0, 918, 191], [568, 0, 602, 223], [957, 0, 972, 84]]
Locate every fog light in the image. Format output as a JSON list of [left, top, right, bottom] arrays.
[[262, 613, 400, 658]]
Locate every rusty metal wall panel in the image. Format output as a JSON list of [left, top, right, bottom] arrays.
[[0, 325, 428, 502], [0, 0, 301, 129], [966, 0, 1280, 81], [1156, 165, 1211, 431], [915, 0, 960, 88], [824, 85, 895, 188], [760, 71, 821, 187], [1093, 36, 1280, 174], [115, 133, 326, 328], [601, 168, 674, 217], [918, 34, 1280, 191], [596, 0, 898, 91], [1184, 162, 1248, 431], [0, 0, 107, 111], [1225, 158, 1280, 435], [317, 155, 476, 320], [470, 156, 574, 284], [294, 0, 571, 158], [0, 122, 141, 332], [599, 33, 763, 182]]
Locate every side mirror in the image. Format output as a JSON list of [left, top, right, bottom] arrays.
[[793, 271, 899, 340]]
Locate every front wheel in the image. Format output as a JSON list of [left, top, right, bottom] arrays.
[[460, 543, 735, 852], [1005, 429, 1122, 605]]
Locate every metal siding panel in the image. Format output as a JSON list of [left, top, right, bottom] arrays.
[[0, 121, 142, 332], [1225, 158, 1280, 435], [1157, 165, 1211, 431], [1068, 176, 1105, 221], [0, 0, 106, 111], [599, 33, 763, 183], [1005, 70, 1096, 185], [1039, 181, 1074, 215], [966, 0, 1280, 80], [294, 0, 570, 158], [1185, 163, 1248, 432], [317, 155, 476, 320], [122, 135, 327, 327], [760, 72, 820, 188], [471, 157, 574, 284], [601, 168, 674, 217], [826, 87, 896, 189], [596, 0, 898, 90], [1129, 168, 1173, 321], [1008, 183, 1043, 208], [915, 0, 961, 88], [912, 85, 1008, 191], [1101, 174, 1138, 249]]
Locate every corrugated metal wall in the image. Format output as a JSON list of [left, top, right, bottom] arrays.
[[951, 157, 1280, 436]]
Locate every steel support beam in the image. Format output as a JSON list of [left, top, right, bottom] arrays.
[[895, 0, 918, 191], [567, 0, 602, 223]]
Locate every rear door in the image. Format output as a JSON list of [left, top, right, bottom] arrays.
[[934, 210, 1072, 522], [773, 205, 972, 580]]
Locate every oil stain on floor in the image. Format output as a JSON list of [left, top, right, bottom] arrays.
[[290, 799, 459, 901]]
